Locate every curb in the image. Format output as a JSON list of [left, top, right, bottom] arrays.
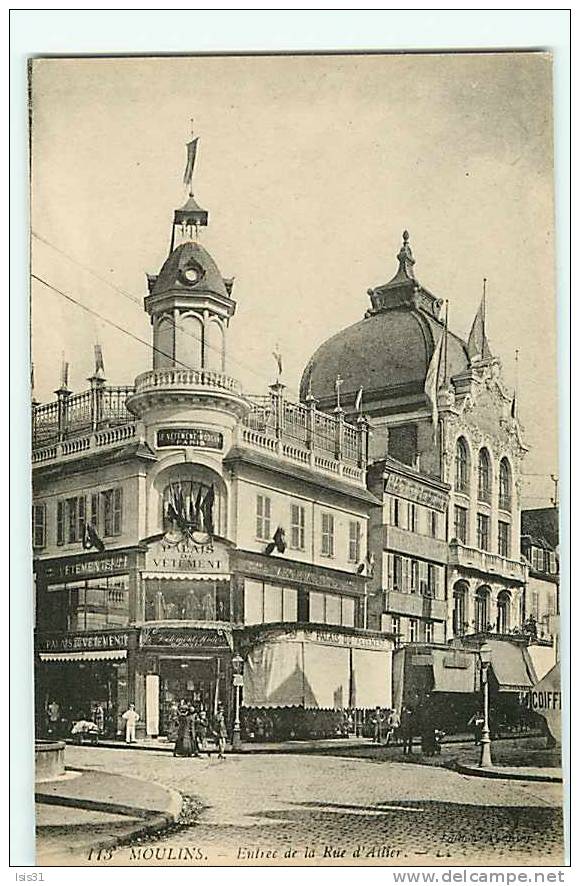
[[36, 769, 185, 864], [36, 766, 184, 820], [454, 762, 562, 783]]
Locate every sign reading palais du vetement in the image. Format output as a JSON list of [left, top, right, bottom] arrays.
[[39, 631, 129, 653], [157, 427, 224, 450], [384, 473, 447, 512], [145, 536, 230, 575]]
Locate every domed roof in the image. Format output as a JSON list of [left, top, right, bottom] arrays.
[[301, 309, 469, 407], [151, 241, 231, 301], [300, 232, 469, 409]]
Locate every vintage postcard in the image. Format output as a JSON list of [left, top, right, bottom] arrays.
[[29, 51, 563, 867]]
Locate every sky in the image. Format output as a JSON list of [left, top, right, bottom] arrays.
[[30, 52, 559, 508]]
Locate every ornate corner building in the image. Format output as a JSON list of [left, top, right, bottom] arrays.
[[32, 149, 392, 742]]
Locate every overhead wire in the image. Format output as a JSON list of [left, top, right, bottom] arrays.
[[31, 229, 302, 400]]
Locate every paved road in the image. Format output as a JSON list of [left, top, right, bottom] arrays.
[[63, 746, 564, 867]]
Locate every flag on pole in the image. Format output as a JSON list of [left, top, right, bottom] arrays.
[[510, 394, 517, 419], [467, 287, 492, 362], [60, 359, 69, 389], [183, 138, 199, 189], [354, 386, 363, 414], [424, 334, 443, 437], [94, 344, 105, 374], [272, 349, 283, 378]]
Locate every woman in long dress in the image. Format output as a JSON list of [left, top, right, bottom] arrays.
[[173, 704, 195, 757]]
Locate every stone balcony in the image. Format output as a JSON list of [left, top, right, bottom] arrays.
[[32, 422, 140, 466], [448, 540, 527, 584], [133, 367, 242, 397], [384, 589, 448, 622]]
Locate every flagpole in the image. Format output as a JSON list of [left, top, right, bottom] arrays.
[[443, 299, 449, 386], [482, 278, 487, 349]]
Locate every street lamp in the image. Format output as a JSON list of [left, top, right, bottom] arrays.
[[231, 653, 244, 751], [479, 642, 493, 768]]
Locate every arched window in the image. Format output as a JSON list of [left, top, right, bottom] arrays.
[[478, 448, 491, 503], [204, 319, 224, 371], [475, 586, 491, 633], [499, 458, 512, 511], [154, 317, 174, 368], [497, 590, 511, 634], [455, 437, 469, 493], [175, 313, 203, 368], [452, 582, 468, 636]]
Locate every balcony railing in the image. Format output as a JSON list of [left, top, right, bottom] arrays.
[[133, 368, 242, 397], [448, 540, 526, 583], [383, 590, 447, 622], [32, 422, 138, 465], [32, 384, 134, 449], [237, 386, 369, 484]]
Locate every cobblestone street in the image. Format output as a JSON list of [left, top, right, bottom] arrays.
[[61, 745, 564, 866]]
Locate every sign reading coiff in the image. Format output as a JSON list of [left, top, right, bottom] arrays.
[[157, 427, 224, 450], [384, 473, 447, 512]]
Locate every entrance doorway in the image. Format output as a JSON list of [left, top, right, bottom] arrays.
[[158, 657, 227, 737], [38, 659, 126, 738]]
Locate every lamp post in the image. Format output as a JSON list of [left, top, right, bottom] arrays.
[[231, 653, 244, 751], [479, 642, 493, 768]]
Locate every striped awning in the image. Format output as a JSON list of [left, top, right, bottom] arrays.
[[141, 572, 230, 582], [39, 649, 128, 663]]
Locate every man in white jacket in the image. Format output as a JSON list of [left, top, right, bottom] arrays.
[[121, 703, 140, 744]]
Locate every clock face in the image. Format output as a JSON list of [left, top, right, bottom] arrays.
[[182, 266, 200, 284]]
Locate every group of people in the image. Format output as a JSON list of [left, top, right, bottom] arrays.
[[173, 702, 228, 759], [370, 705, 445, 756], [371, 706, 401, 745]]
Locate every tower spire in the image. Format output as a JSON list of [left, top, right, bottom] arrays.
[[171, 133, 208, 253], [396, 230, 416, 280]]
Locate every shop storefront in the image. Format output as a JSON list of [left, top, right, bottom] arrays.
[[34, 548, 141, 738], [135, 624, 234, 737], [35, 629, 133, 737], [135, 534, 236, 737], [239, 624, 393, 740]]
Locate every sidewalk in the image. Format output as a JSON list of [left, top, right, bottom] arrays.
[[66, 729, 542, 756], [36, 767, 183, 864]]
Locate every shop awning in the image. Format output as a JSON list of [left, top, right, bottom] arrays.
[[432, 648, 477, 693], [487, 639, 534, 692], [141, 572, 230, 582], [39, 649, 128, 663]]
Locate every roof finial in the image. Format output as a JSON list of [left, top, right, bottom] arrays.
[[396, 229, 415, 279]]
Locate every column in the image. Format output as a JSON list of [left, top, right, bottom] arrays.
[[55, 386, 71, 441]]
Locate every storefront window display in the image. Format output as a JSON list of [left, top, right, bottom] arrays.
[[41, 576, 130, 631], [39, 659, 128, 739], [144, 578, 230, 622]]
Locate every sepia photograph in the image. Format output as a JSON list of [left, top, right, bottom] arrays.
[[26, 46, 564, 868]]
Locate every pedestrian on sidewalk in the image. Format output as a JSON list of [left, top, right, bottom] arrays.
[[196, 709, 211, 757], [173, 703, 197, 757], [467, 710, 484, 746], [214, 704, 227, 759], [400, 706, 414, 755], [372, 706, 384, 744], [122, 703, 140, 744]]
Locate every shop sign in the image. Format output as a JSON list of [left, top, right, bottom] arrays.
[[43, 552, 129, 582], [157, 427, 224, 450], [145, 536, 230, 575], [411, 654, 433, 666], [443, 651, 471, 670], [306, 629, 391, 651], [38, 631, 129, 653], [384, 473, 447, 512], [140, 626, 233, 651], [234, 551, 362, 592]]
